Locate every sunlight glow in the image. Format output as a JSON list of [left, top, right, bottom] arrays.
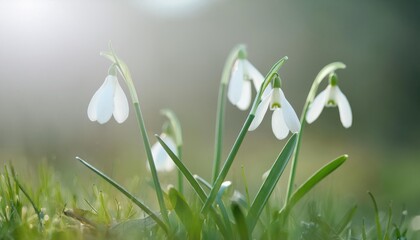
[[136, 0, 212, 17]]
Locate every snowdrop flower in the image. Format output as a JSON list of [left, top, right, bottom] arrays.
[[149, 134, 177, 172], [249, 76, 300, 140], [87, 74, 129, 124], [228, 55, 265, 110], [306, 73, 352, 128]]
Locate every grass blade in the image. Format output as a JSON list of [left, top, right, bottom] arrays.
[[280, 155, 348, 217], [232, 202, 249, 240], [75, 156, 168, 233], [383, 204, 392, 240], [168, 187, 201, 239], [362, 218, 368, 240], [246, 134, 297, 232], [368, 191, 382, 240], [335, 204, 358, 234], [11, 166, 43, 230]]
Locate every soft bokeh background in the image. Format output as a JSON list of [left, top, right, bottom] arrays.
[[0, 0, 419, 231]]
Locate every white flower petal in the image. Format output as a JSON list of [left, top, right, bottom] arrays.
[[227, 60, 244, 105], [306, 87, 329, 124], [244, 59, 264, 90], [113, 80, 129, 123], [150, 135, 177, 172], [87, 88, 102, 122], [279, 89, 301, 133], [272, 108, 289, 140], [94, 76, 117, 124], [335, 86, 352, 128], [236, 80, 252, 110], [249, 89, 272, 131]]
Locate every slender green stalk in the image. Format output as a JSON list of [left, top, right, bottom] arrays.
[[75, 157, 168, 233], [202, 57, 289, 215], [101, 50, 169, 224], [212, 44, 246, 183], [368, 191, 383, 240], [133, 104, 169, 223], [285, 62, 346, 202], [11, 167, 43, 230]]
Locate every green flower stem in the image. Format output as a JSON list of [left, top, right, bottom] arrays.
[[75, 157, 168, 233], [133, 103, 169, 223], [212, 44, 246, 184], [285, 62, 346, 202], [101, 50, 169, 224], [202, 57, 289, 215]]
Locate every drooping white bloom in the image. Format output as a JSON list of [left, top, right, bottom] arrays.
[[249, 87, 300, 140], [227, 58, 266, 110], [306, 84, 352, 128], [88, 75, 129, 124], [149, 134, 177, 172]]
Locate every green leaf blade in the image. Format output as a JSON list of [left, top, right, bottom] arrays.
[[168, 187, 201, 239], [75, 157, 168, 234], [246, 134, 298, 232], [280, 155, 348, 217]]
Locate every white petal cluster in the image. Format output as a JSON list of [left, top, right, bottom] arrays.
[[149, 134, 177, 172], [249, 88, 300, 140], [227, 59, 265, 110], [306, 84, 352, 128], [88, 75, 129, 124]]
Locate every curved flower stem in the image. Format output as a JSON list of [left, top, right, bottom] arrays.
[[285, 62, 346, 202], [202, 57, 288, 215], [101, 50, 169, 225], [212, 44, 246, 184]]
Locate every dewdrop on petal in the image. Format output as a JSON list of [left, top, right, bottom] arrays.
[[306, 73, 352, 128], [87, 66, 129, 124]]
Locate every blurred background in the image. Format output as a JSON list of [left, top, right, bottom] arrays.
[[0, 0, 419, 231]]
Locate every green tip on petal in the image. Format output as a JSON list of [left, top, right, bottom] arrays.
[[108, 64, 118, 76], [329, 73, 338, 86], [238, 48, 247, 59], [272, 75, 282, 88]]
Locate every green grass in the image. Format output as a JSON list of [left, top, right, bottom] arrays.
[[0, 163, 411, 239]]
